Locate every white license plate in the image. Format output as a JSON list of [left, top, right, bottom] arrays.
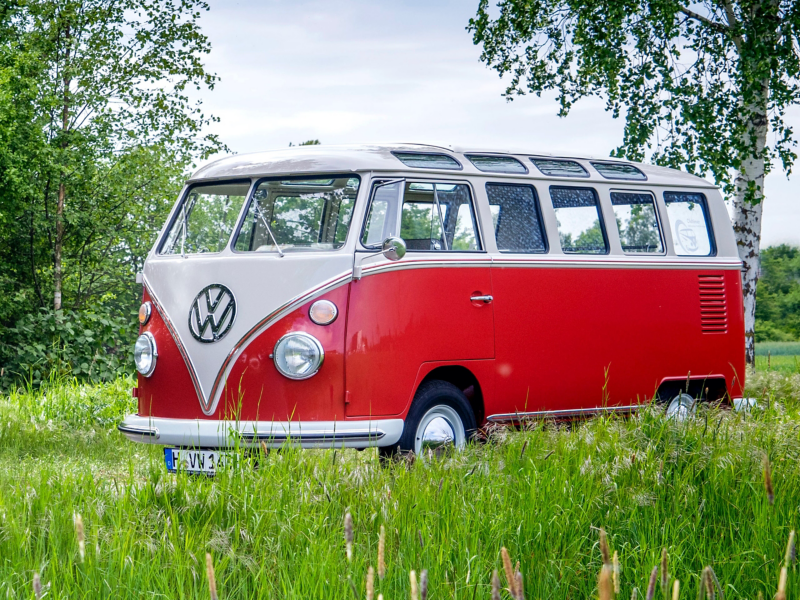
[[164, 448, 227, 474]]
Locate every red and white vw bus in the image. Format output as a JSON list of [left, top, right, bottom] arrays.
[[120, 144, 745, 469]]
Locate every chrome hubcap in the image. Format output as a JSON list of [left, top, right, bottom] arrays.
[[665, 393, 697, 421], [414, 405, 465, 456]]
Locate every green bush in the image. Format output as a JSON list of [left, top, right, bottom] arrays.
[[0, 308, 135, 389]]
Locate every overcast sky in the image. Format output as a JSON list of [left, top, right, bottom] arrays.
[[193, 0, 800, 247]]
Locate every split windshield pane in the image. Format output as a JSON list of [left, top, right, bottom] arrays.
[[234, 176, 360, 252], [160, 182, 250, 255]]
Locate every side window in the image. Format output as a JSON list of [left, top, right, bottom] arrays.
[[610, 191, 664, 253], [486, 183, 547, 253], [663, 192, 715, 256], [550, 187, 608, 254], [361, 181, 481, 252]]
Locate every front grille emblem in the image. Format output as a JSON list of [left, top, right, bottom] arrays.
[[188, 284, 236, 343]]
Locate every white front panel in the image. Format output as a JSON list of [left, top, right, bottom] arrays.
[[144, 252, 353, 414]]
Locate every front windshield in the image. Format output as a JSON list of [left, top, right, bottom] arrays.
[[160, 181, 250, 255], [233, 176, 359, 253]]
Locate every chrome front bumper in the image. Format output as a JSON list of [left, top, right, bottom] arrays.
[[118, 414, 404, 449]]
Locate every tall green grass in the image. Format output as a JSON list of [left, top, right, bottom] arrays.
[[0, 368, 798, 599]]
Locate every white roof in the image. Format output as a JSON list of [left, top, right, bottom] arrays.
[[189, 143, 715, 188]]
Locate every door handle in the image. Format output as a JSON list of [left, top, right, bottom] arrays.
[[470, 295, 493, 304]]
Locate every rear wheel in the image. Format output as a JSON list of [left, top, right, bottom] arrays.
[[381, 380, 477, 458], [665, 393, 697, 420]]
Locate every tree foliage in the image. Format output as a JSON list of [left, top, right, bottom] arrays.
[[756, 244, 800, 341], [0, 0, 223, 385]]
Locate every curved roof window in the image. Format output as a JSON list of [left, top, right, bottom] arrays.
[[591, 161, 647, 180], [466, 154, 528, 174], [391, 152, 462, 170], [530, 158, 589, 178]]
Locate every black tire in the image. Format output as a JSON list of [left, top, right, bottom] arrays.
[[381, 380, 477, 456]]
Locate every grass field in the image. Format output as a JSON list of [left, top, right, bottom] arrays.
[[754, 343, 800, 374], [1, 368, 800, 599]]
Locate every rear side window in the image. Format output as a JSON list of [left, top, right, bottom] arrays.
[[160, 181, 250, 255], [664, 192, 715, 256], [592, 162, 647, 180], [530, 158, 589, 178], [486, 183, 547, 253], [392, 152, 462, 170], [610, 191, 664, 253], [467, 155, 528, 174], [550, 187, 608, 254]]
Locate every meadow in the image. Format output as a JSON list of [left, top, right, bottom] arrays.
[[1, 366, 800, 599]]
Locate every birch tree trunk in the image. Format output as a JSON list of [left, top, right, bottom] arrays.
[[732, 86, 768, 366]]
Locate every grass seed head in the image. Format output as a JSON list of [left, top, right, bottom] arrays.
[[420, 569, 428, 600], [660, 548, 668, 593], [260, 441, 268, 456], [378, 525, 386, 579], [410, 570, 418, 600], [74, 513, 85, 562], [764, 454, 775, 506], [367, 566, 375, 600], [501, 547, 518, 598], [516, 570, 524, 600], [702, 567, 714, 600], [613, 551, 620, 594], [492, 570, 501, 600], [378, 595, 384, 600], [344, 512, 354, 562], [777, 566, 788, 600], [599, 565, 613, 600], [33, 573, 42, 600], [785, 531, 796, 567], [672, 580, 680, 600], [600, 528, 611, 566], [631, 588, 638, 600], [206, 553, 218, 600], [646, 566, 658, 600]]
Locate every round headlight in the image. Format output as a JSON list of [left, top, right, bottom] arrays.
[[139, 301, 152, 325], [273, 332, 324, 380], [309, 300, 338, 325], [134, 332, 158, 377]]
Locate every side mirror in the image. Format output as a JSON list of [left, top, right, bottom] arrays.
[[381, 236, 406, 261]]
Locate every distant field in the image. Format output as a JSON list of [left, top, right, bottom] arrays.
[[755, 341, 800, 356], [755, 342, 800, 373], [0, 367, 798, 599]]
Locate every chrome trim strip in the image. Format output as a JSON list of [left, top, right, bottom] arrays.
[[205, 271, 354, 414], [486, 404, 647, 422], [143, 275, 207, 409], [240, 430, 385, 442], [117, 424, 159, 438]]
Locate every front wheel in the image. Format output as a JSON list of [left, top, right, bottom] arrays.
[[383, 380, 477, 457]]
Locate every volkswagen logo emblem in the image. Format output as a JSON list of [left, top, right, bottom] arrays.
[[188, 284, 237, 343]]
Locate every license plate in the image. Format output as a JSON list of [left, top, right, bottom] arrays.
[[164, 448, 227, 474]]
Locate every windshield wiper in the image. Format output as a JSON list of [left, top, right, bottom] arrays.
[[180, 202, 188, 258], [252, 201, 285, 258]]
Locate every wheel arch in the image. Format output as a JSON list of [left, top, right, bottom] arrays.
[[418, 364, 485, 424], [656, 375, 729, 405]]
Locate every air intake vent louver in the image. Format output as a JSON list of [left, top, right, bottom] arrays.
[[699, 274, 727, 334]]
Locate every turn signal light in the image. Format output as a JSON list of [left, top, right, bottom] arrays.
[[309, 300, 338, 325], [139, 301, 152, 325]]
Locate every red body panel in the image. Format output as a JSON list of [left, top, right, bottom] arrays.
[[490, 265, 745, 414], [137, 288, 201, 418], [344, 264, 494, 417], [139, 263, 744, 426]]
